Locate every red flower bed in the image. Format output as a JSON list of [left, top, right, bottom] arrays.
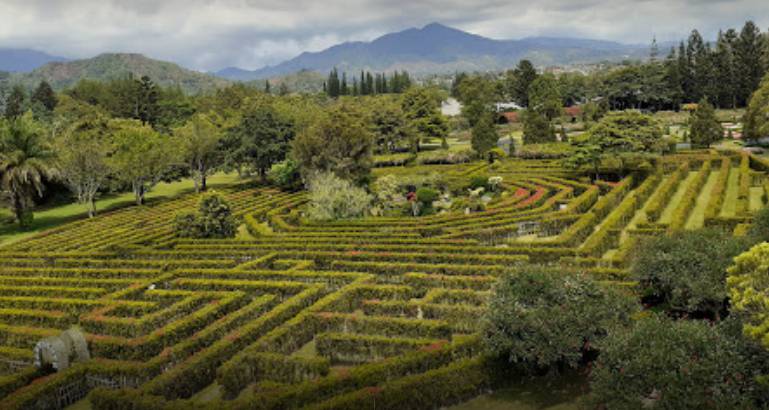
[[515, 187, 546, 208]]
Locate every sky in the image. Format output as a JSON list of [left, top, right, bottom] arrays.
[[0, 0, 767, 72]]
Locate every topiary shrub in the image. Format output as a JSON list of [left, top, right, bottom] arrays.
[[306, 172, 372, 221], [483, 268, 637, 373], [416, 187, 438, 205], [174, 192, 237, 239], [468, 175, 489, 191], [588, 314, 769, 409]]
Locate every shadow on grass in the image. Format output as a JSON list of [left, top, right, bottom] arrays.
[[452, 370, 587, 410]]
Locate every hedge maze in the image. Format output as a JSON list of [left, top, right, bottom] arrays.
[[0, 152, 767, 409]]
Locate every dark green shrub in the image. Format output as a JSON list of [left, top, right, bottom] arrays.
[[748, 207, 769, 242], [416, 187, 438, 205], [483, 268, 636, 372], [630, 228, 750, 318], [268, 159, 302, 190], [468, 175, 489, 191], [174, 192, 237, 239], [589, 314, 768, 409]]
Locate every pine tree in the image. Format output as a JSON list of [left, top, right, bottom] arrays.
[[327, 68, 340, 97], [522, 109, 555, 144], [714, 30, 736, 108], [341, 73, 348, 96], [366, 72, 374, 96], [734, 21, 766, 106], [135, 76, 159, 126], [678, 41, 692, 101], [650, 36, 660, 62], [471, 112, 498, 157], [31, 81, 57, 112], [689, 97, 723, 147], [511, 60, 538, 107], [4, 85, 26, 119], [665, 47, 684, 109], [686, 30, 708, 102], [264, 80, 271, 94]]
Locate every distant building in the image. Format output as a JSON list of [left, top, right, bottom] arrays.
[[495, 102, 522, 112], [441, 98, 462, 116]]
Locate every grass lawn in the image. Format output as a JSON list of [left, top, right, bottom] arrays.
[[659, 171, 698, 225], [750, 186, 765, 212], [685, 170, 720, 230], [720, 168, 740, 217], [450, 371, 586, 410], [0, 173, 242, 247]]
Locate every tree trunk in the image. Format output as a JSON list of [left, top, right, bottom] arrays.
[[87, 197, 96, 218], [134, 182, 145, 205], [259, 167, 267, 182], [11, 193, 24, 225]]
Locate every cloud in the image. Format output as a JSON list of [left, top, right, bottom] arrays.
[[0, 0, 766, 71]]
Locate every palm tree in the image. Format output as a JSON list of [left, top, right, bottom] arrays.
[[0, 113, 58, 227]]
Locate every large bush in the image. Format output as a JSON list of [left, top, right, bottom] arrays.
[[306, 172, 372, 221], [631, 229, 750, 318], [728, 242, 769, 352], [589, 315, 767, 409], [483, 268, 636, 372], [267, 159, 302, 190], [174, 192, 237, 239]]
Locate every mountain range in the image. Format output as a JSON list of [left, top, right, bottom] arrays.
[[0, 48, 67, 72], [1, 23, 655, 94], [214, 23, 651, 81], [4, 53, 231, 94]]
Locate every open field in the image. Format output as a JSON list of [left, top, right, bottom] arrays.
[[0, 151, 764, 409]]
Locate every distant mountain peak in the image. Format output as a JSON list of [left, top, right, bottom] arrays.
[[213, 23, 648, 82], [8, 52, 229, 94]]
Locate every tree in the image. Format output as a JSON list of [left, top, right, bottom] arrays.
[[55, 114, 111, 217], [4, 85, 26, 120], [471, 112, 498, 158], [631, 229, 750, 318], [734, 21, 766, 106], [528, 74, 562, 121], [689, 97, 723, 147], [109, 119, 172, 205], [135, 76, 160, 127], [31, 81, 58, 113], [291, 103, 373, 184], [589, 315, 766, 410], [0, 112, 58, 226], [401, 87, 449, 152], [509, 60, 538, 107], [565, 111, 663, 173], [224, 102, 294, 179], [483, 268, 636, 373], [174, 192, 236, 239], [174, 113, 223, 192], [743, 72, 769, 141], [456, 75, 496, 127], [305, 172, 372, 221], [728, 242, 769, 352], [368, 99, 414, 154], [522, 109, 555, 144]]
